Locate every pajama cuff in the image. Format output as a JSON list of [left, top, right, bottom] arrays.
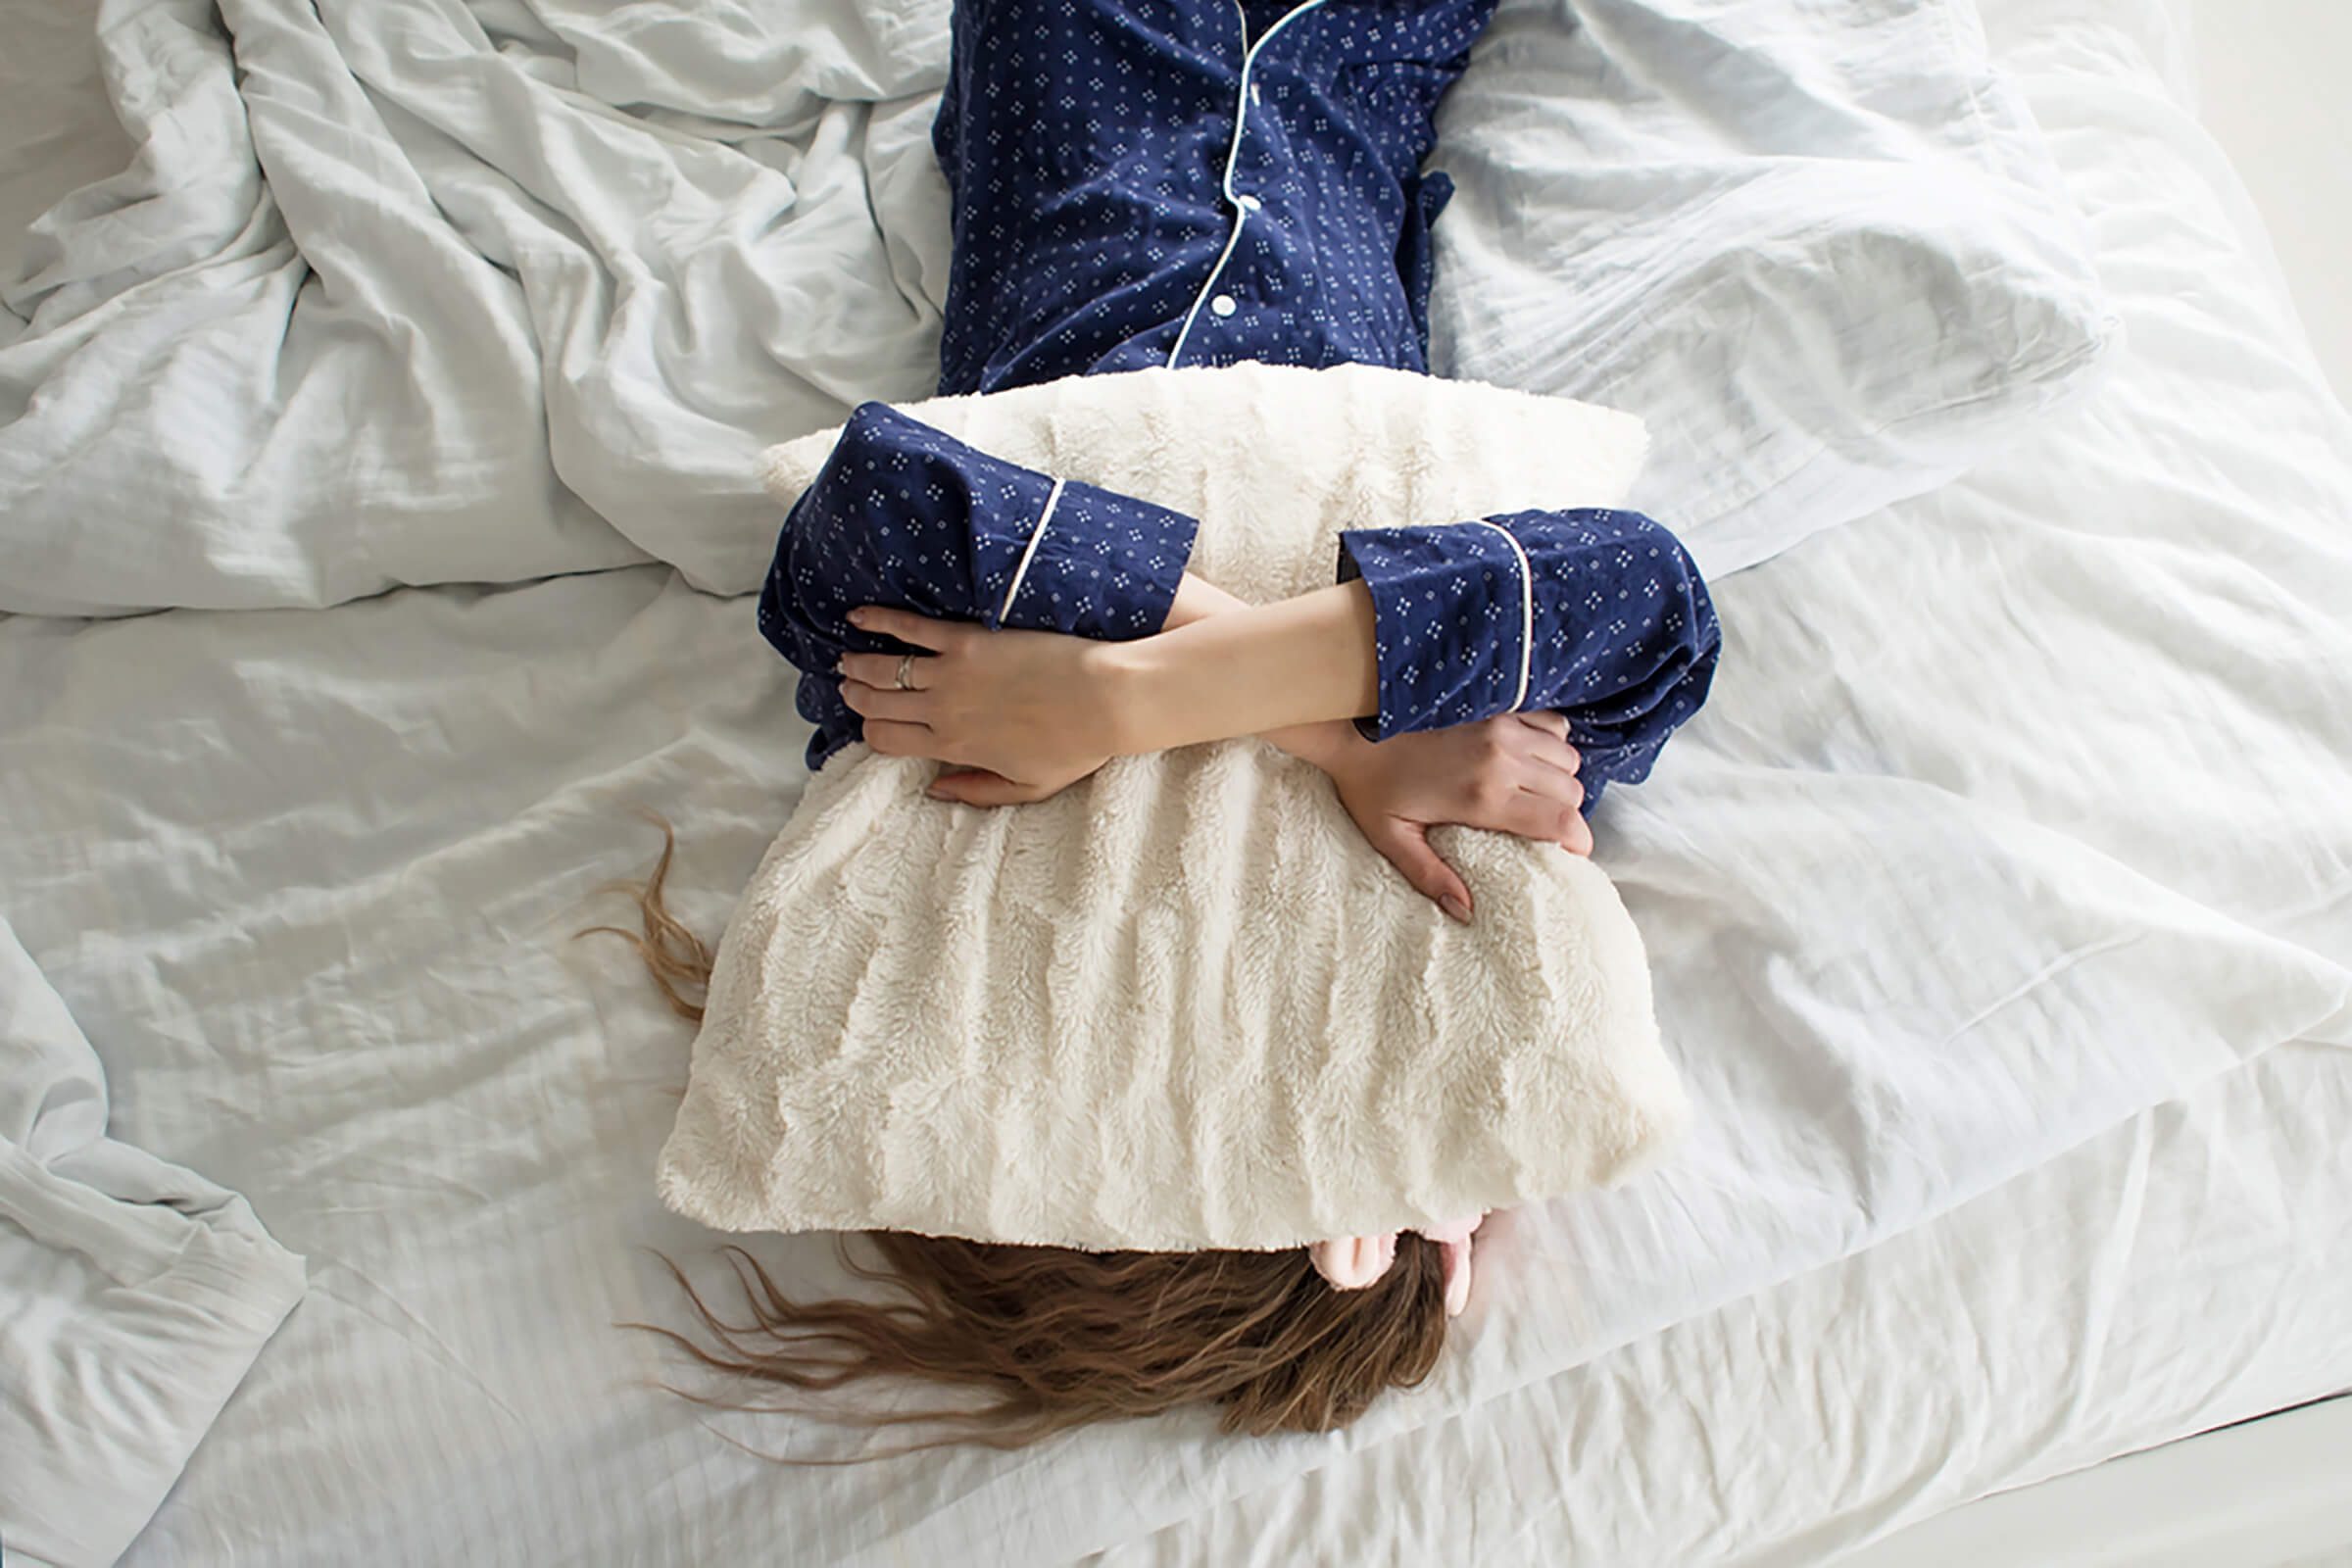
[[1337, 520, 1533, 741], [973, 471, 1199, 641]]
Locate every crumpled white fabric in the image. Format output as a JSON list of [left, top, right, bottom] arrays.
[[1, 0, 2113, 613], [0, 920, 308, 1568], [0, 0, 956, 614], [1427, 0, 2122, 577]]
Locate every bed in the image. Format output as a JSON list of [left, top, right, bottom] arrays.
[[2, 0, 2346, 1563]]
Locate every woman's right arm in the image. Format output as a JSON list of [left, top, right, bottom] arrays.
[[877, 568, 1595, 920]]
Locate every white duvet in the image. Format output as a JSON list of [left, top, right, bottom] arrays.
[[2, 0, 2349, 1563], [0, 0, 953, 614]]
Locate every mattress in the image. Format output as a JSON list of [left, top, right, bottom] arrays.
[[3, 0, 2348, 1563]]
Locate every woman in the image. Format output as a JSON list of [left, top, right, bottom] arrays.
[[617, 0, 1720, 1446]]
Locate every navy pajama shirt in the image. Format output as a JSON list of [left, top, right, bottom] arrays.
[[760, 0, 1722, 803]]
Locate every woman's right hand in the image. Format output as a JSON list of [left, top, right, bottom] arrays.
[[835, 607, 1127, 799], [1312, 712, 1592, 923]]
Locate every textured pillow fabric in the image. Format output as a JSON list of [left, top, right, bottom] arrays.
[[659, 361, 1691, 1251], [1427, 0, 2122, 577]]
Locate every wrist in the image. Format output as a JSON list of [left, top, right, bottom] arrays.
[[1266, 718, 1360, 772], [1089, 638, 1163, 757]]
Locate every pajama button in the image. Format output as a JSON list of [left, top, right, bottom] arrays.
[[1238, 194, 1262, 212], [1210, 294, 1237, 317], [1251, 82, 1263, 105]]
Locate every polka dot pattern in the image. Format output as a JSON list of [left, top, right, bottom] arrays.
[[758, 402, 1198, 770], [1339, 509, 1721, 807], [759, 0, 1723, 799], [930, 0, 1498, 394]]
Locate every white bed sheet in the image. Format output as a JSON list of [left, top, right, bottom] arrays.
[[1098, 1037, 2352, 1566], [1, 0, 2348, 1563], [1107, 0, 2352, 1554], [0, 921, 308, 1568], [0, 0, 955, 615]]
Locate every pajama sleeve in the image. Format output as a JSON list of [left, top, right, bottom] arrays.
[[1335, 507, 1721, 806], [760, 400, 1200, 770]]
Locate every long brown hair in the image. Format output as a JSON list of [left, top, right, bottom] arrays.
[[579, 813, 1453, 1449]]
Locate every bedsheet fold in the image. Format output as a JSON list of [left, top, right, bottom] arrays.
[[0, 920, 308, 1568]]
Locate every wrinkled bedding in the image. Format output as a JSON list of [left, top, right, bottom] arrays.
[[0, 0, 2109, 613], [0, 923, 307, 1567], [0, 0, 951, 613], [2, 0, 2348, 1561]]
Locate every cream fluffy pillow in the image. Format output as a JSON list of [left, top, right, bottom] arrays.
[[658, 362, 1690, 1251]]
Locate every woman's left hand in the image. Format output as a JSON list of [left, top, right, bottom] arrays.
[[1316, 711, 1592, 923], [835, 607, 1129, 804]]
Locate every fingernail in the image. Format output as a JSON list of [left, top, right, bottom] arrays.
[[847, 608, 870, 626], [1441, 894, 1472, 924]]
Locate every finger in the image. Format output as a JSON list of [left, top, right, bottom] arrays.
[[1497, 717, 1582, 776], [847, 606, 962, 652], [838, 677, 931, 723], [1488, 788, 1584, 848], [1513, 710, 1570, 742], [1364, 816, 1474, 923], [1524, 734, 1583, 778], [858, 718, 942, 760], [924, 768, 1045, 807], [1556, 806, 1594, 858], [1518, 757, 1586, 809], [839, 651, 931, 692]]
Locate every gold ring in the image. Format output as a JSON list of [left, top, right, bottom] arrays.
[[894, 652, 917, 691]]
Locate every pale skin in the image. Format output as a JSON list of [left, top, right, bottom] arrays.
[[834, 572, 1593, 923]]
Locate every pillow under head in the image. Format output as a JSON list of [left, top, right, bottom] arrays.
[[658, 362, 1690, 1251], [1428, 0, 2120, 578]]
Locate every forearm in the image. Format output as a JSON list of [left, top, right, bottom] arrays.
[[1106, 580, 1381, 756], [1330, 508, 1722, 797], [1155, 573, 1363, 766], [1135, 500, 1725, 790], [1158, 571, 1247, 630]]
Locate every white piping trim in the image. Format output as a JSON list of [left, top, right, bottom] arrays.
[[1165, 0, 1330, 370], [998, 477, 1066, 626], [1471, 519, 1535, 712]]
